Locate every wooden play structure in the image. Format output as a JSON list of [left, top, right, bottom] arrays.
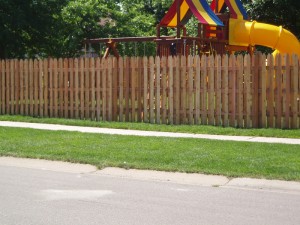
[[84, 0, 300, 58]]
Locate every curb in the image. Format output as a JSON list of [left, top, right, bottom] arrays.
[[1, 157, 300, 192]]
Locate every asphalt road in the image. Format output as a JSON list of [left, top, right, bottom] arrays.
[[0, 164, 300, 225]]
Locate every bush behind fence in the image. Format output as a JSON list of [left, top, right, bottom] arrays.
[[0, 53, 299, 128]]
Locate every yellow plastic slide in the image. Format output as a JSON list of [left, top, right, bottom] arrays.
[[229, 18, 300, 57]]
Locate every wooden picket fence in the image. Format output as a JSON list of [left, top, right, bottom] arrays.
[[0, 54, 299, 128]]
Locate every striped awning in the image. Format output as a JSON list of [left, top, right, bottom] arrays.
[[160, 0, 224, 27]]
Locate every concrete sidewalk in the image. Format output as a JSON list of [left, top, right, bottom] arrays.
[[1, 157, 300, 193], [0, 121, 300, 144]]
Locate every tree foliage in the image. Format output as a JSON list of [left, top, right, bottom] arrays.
[[0, 0, 299, 58], [245, 0, 300, 38]]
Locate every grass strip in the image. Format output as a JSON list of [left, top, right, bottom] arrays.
[[0, 126, 299, 181], [0, 115, 300, 139]]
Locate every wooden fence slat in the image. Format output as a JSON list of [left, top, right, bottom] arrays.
[[200, 55, 207, 125], [291, 54, 299, 128], [112, 57, 118, 121], [168, 56, 174, 124], [1, 60, 5, 114], [101, 58, 107, 121], [48, 59, 53, 117], [10, 60, 15, 115], [143, 56, 148, 123], [19, 60, 24, 115], [43, 59, 48, 117], [39, 59, 44, 117], [252, 54, 260, 128], [84, 58, 90, 119], [28, 59, 34, 116], [74, 58, 79, 119], [222, 55, 229, 127], [107, 57, 113, 121], [195, 55, 200, 125], [5, 60, 9, 114], [15, 59, 20, 114], [244, 54, 251, 128], [90, 58, 96, 120], [137, 57, 143, 122], [283, 55, 291, 128], [155, 56, 161, 123], [118, 57, 124, 122], [275, 54, 282, 128], [260, 54, 267, 128], [58, 58, 63, 118], [208, 55, 214, 125], [63, 58, 69, 118], [180, 56, 186, 124], [124, 57, 130, 122], [149, 56, 154, 123], [267, 55, 274, 128], [96, 58, 101, 121], [215, 55, 222, 126], [229, 54, 236, 127], [79, 58, 85, 119], [187, 55, 194, 124], [130, 57, 136, 122], [236, 55, 243, 127], [69, 58, 74, 119], [161, 56, 167, 124], [33, 59, 39, 116], [174, 56, 180, 124]]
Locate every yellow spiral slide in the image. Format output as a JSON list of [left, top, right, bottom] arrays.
[[229, 18, 300, 57]]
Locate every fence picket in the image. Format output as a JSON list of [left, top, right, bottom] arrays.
[[215, 55, 222, 126], [267, 55, 274, 128], [200, 55, 207, 125], [155, 56, 160, 123], [74, 58, 79, 119], [291, 55, 299, 128], [244, 54, 251, 128], [142, 57, 148, 123], [1, 60, 5, 114], [96, 58, 101, 121], [168, 56, 174, 124], [15, 59, 20, 115], [222, 55, 229, 127], [188, 55, 194, 124], [275, 54, 282, 128], [119, 57, 124, 122], [174, 56, 180, 124], [161, 56, 167, 124], [283, 55, 290, 128], [195, 55, 200, 125]]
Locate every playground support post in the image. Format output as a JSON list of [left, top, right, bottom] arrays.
[[176, 0, 180, 38]]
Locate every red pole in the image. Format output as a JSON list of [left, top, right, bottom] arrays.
[[176, 0, 181, 38]]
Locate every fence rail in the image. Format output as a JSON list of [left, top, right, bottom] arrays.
[[0, 54, 299, 128]]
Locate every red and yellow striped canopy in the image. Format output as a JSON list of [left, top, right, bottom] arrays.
[[160, 0, 224, 27]]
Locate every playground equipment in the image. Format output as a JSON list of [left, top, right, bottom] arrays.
[[84, 0, 300, 57]]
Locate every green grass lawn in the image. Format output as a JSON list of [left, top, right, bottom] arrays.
[[0, 115, 300, 138], [0, 126, 299, 181]]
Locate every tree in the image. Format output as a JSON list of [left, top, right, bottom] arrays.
[[0, 0, 68, 58], [245, 0, 300, 38]]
